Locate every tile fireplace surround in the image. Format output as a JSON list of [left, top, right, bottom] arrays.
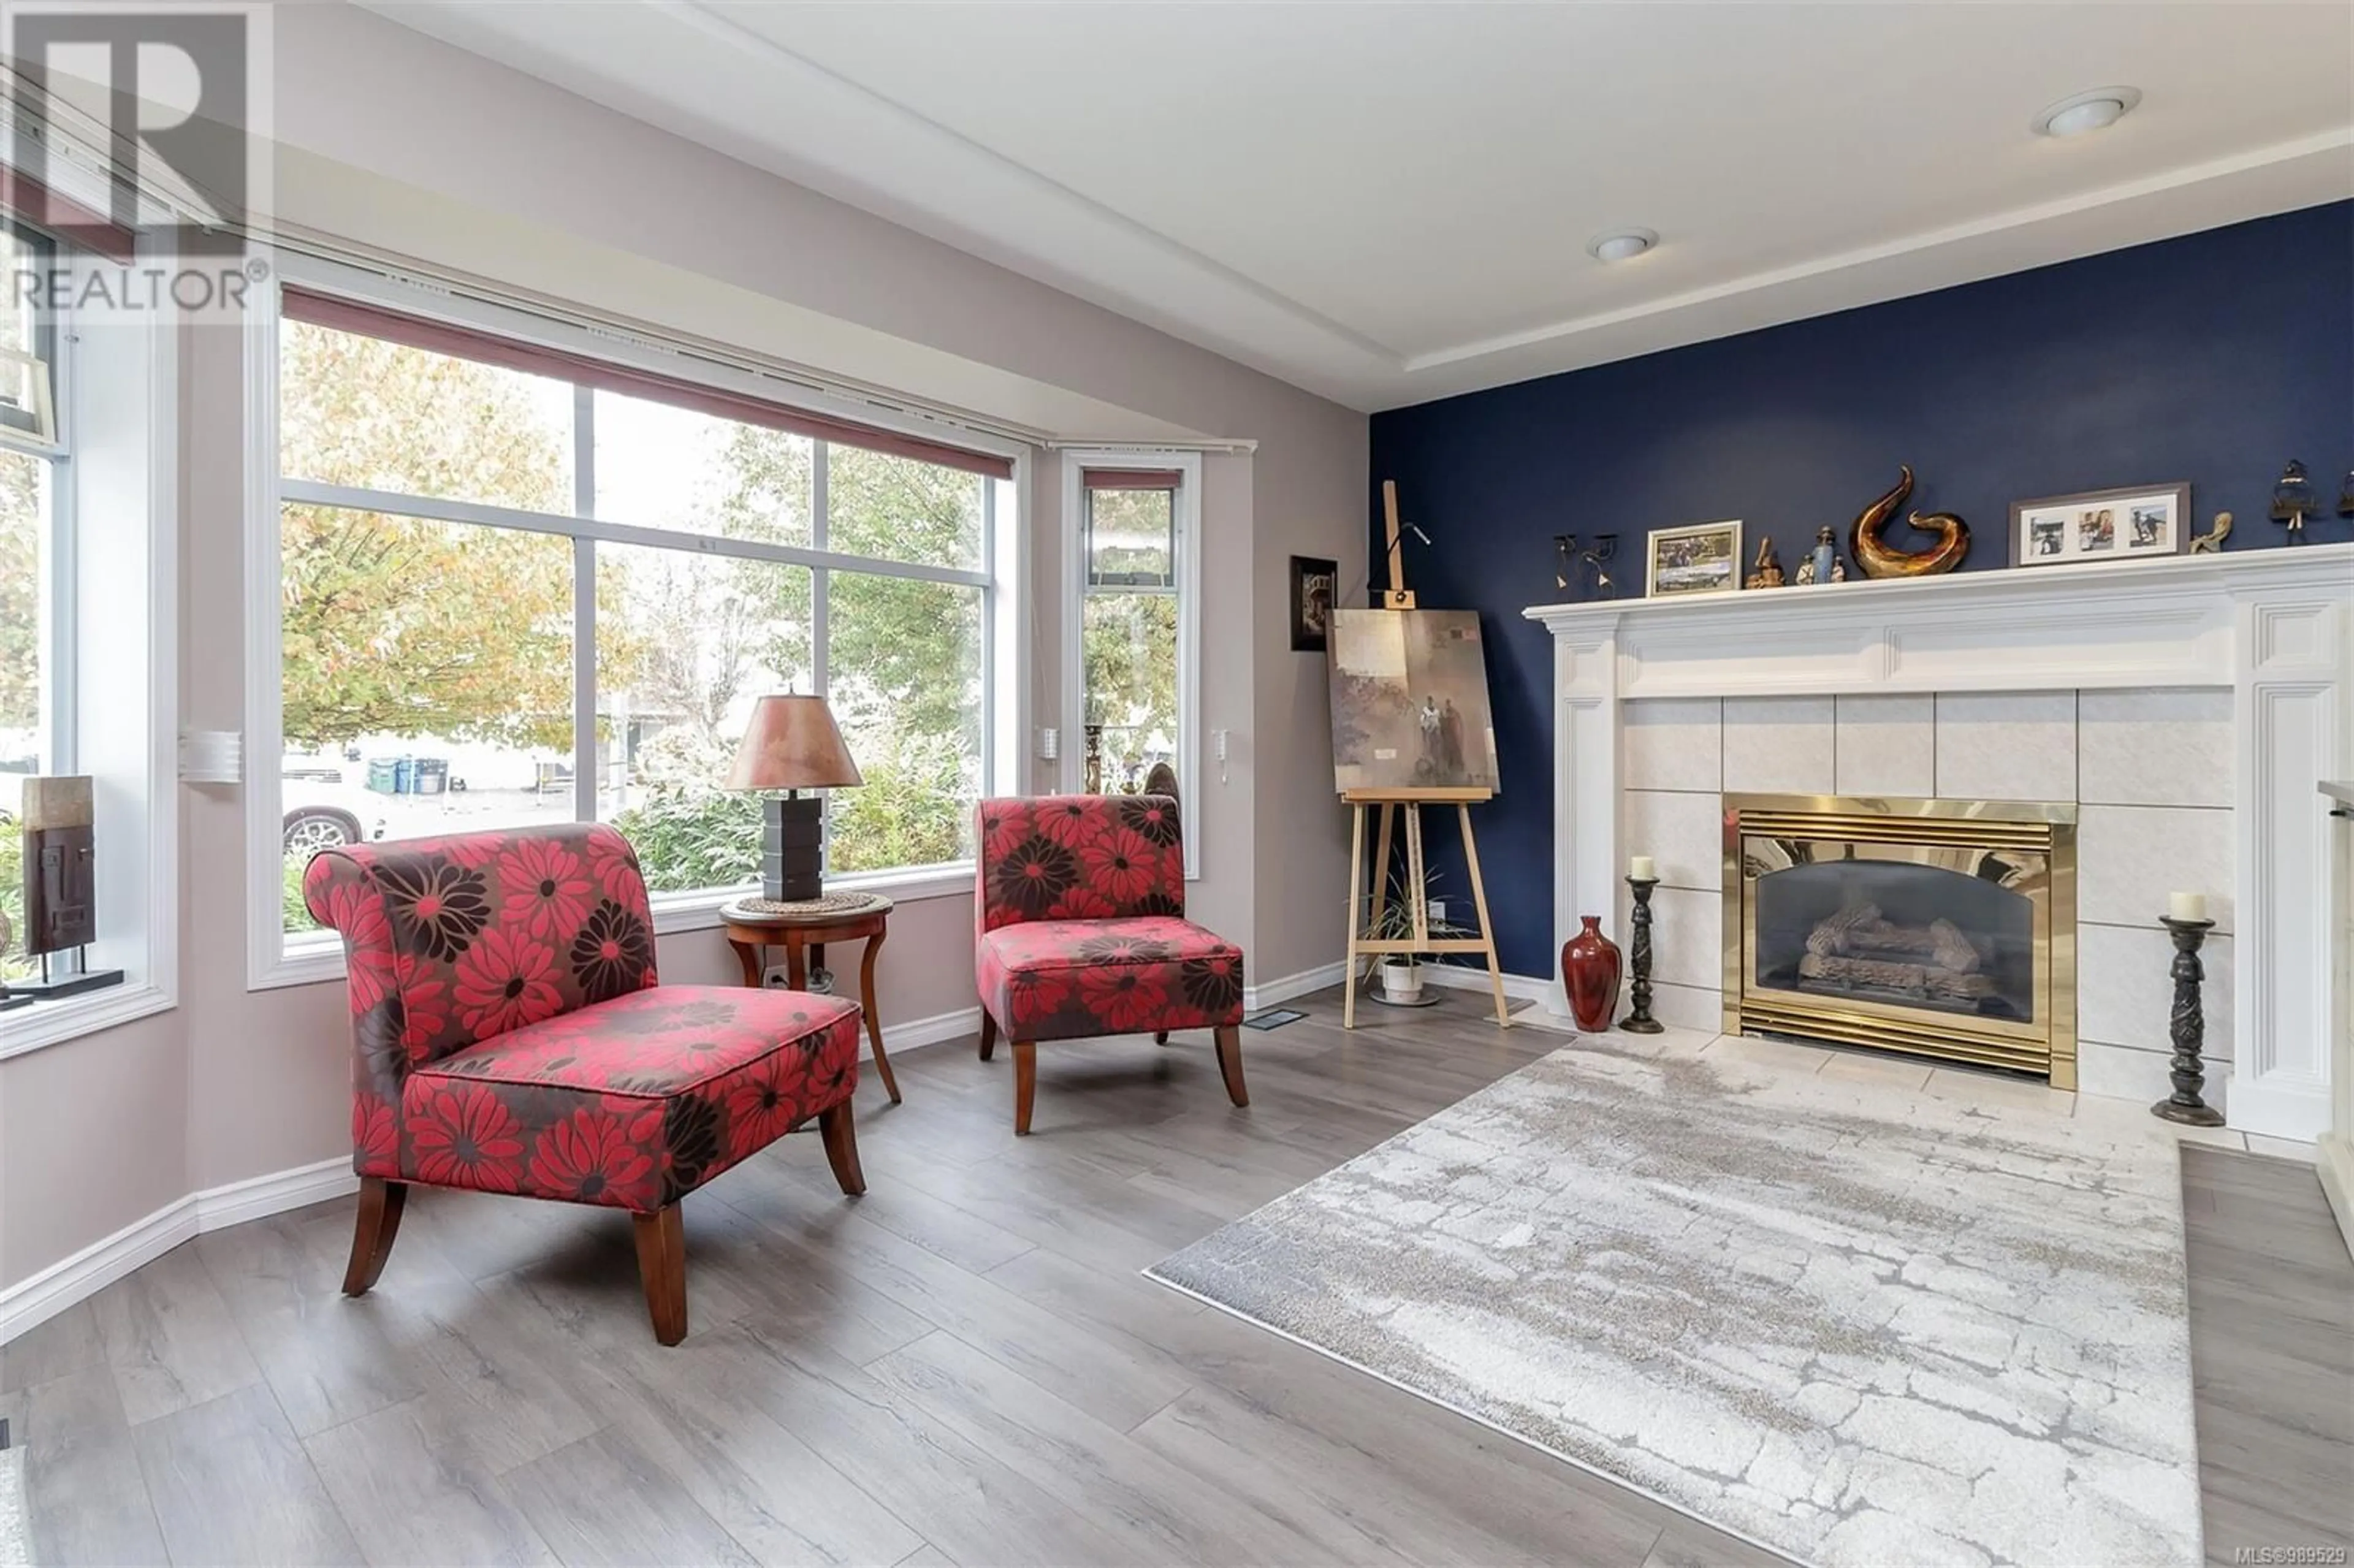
[[1525, 543, 2354, 1142]]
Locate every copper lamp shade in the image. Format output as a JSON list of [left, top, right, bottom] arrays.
[[725, 696, 861, 901], [725, 695, 863, 791]]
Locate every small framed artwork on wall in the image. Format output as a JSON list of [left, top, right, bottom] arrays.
[[2009, 484, 2191, 568], [1289, 555, 1338, 652], [1645, 520, 1743, 598]]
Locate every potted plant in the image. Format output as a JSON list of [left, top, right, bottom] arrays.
[[1362, 868, 1474, 1004]]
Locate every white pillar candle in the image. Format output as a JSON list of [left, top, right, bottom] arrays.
[[1629, 855, 1656, 881], [2168, 891, 2207, 923]]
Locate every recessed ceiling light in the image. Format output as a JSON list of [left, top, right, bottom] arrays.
[[1588, 229, 1657, 264], [2033, 86, 2141, 138]]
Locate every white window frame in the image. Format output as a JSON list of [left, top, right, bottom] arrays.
[[0, 243, 181, 1059], [1060, 449, 1202, 880], [246, 252, 1026, 990]]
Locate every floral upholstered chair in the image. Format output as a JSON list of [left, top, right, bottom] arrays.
[[304, 823, 866, 1345], [973, 794, 1247, 1134]]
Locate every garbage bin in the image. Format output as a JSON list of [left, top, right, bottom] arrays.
[[391, 757, 416, 795], [413, 758, 449, 796], [365, 758, 401, 794]]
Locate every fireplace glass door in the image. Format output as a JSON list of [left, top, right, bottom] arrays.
[[1750, 857, 2036, 1024], [1723, 793, 2076, 1084]]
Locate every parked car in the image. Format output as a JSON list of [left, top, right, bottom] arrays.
[[281, 763, 387, 854]]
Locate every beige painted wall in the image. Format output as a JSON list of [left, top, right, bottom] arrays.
[[0, 2, 1365, 1293]]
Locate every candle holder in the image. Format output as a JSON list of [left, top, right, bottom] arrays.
[[2150, 916, 2224, 1127], [1620, 876, 1664, 1033]]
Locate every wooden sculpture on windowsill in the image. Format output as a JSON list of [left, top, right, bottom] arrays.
[[1849, 465, 1970, 577]]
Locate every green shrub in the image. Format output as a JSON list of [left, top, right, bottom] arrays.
[[284, 854, 321, 934], [612, 786, 764, 896]]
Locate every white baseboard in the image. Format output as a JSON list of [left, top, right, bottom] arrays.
[[1, 1155, 359, 1347], [1245, 961, 1349, 1013], [1419, 962, 1556, 1004], [883, 1004, 981, 1052]]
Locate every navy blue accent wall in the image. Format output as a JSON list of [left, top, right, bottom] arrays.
[[1368, 201, 2354, 977]]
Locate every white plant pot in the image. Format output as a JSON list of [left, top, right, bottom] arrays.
[[1380, 958, 1423, 1003]]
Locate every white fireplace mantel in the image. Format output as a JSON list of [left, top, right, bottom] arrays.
[[1524, 543, 2354, 1141]]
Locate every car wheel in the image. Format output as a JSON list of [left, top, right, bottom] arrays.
[[284, 807, 361, 856]]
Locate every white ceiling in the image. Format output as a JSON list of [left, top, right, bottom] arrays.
[[368, 1, 2353, 413]]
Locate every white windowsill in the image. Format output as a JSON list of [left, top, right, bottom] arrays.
[[0, 981, 177, 1062], [251, 862, 977, 992]]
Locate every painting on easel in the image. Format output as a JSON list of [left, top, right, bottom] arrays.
[[1328, 609, 1499, 794]]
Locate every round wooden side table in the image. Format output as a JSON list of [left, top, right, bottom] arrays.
[[722, 896, 901, 1104]]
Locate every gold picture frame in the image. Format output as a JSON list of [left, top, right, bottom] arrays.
[[1645, 520, 1743, 598]]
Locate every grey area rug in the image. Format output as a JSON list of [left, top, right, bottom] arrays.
[[1147, 1038, 2202, 1567], [0, 1447, 28, 1567]]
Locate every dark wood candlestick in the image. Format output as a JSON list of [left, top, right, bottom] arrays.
[[2151, 916, 2224, 1127], [1620, 876, 1664, 1033]]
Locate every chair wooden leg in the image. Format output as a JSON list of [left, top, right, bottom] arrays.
[[1012, 1041, 1037, 1135], [1214, 1025, 1250, 1108], [819, 1101, 866, 1196], [631, 1203, 688, 1347], [978, 1008, 997, 1061], [1153, 1030, 1170, 1045], [341, 1178, 407, 1296]]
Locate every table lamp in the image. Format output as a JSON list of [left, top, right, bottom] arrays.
[[725, 695, 863, 902]]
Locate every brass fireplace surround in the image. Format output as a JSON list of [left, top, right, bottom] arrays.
[[1722, 793, 2078, 1089]]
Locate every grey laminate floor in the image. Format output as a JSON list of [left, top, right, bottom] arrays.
[[4, 989, 2348, 1567]]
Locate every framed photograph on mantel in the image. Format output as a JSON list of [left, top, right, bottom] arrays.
[[2010, 483, 2192, 568], [1645, 520, 1743, 598]]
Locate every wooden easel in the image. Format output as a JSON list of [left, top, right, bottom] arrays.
[[1338, 481, 1510, 1030], [1343, 787, 1510, 1029]]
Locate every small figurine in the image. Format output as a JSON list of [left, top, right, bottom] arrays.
[[2271, 460, 2318, 540], [1745, 536, 1785, 589], [2189, 511, 2232, 554], [1830, 555, 1848, 582], [2338, 471, 2354, 520], [1792, 554, 1816, 585], [1808, 526, 1842, 585], [1582, 534, 1620, 599]]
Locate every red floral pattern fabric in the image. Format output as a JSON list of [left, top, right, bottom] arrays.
[[399, 986, 860, 1209], [972, 793, 1244, 1044], [974, 795, 1184, 934], [306, 823, 860, 1205]]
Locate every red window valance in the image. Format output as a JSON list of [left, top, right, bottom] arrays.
[[283, 287, 1016, 481], [1083, 466, 1183, 490]]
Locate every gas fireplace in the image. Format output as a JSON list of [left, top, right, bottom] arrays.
[[1722, 794, 2078, 1087]]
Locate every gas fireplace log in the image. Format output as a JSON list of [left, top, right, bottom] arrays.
[[1797, 951, 1998, 1000]]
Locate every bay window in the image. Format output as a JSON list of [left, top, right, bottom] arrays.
[[1064, 452, 1200, 878], [253, 259, 1020, 986]]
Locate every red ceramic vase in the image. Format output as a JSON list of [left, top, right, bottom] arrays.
[[1561, 915, 1623, 1033]]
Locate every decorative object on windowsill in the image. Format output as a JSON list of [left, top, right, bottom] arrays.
[[725, 694, 863, 903], [2188, 510, 2232, 554], [1620, 865, 1664, 1033], [2011, 481, 2192, 567], [2270, 460, 2318, 541], [10, 777, 124, 1002], [1645, 519, 1742, 598], [1289, 554, 1337, 652], [1743, 536, 1785, 590], [1850, 465, 1968, 577], [1560, 915, 1623, 1032], [2151, 896, 2223, 1128]]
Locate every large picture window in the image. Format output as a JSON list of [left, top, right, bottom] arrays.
[[258, 266, 1019, 978]]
